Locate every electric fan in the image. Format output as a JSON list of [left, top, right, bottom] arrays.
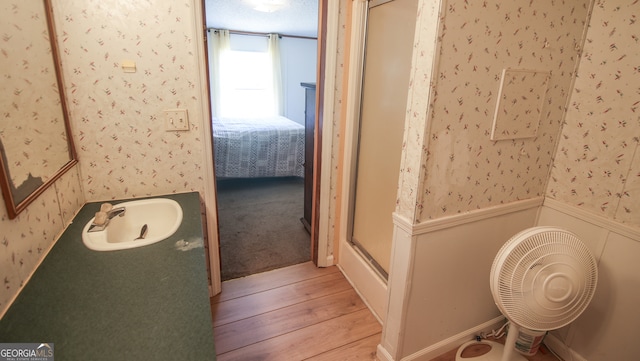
[[456, 226, 598, 361]]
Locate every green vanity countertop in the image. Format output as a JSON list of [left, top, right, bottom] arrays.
[[0, 192, 216, 360]]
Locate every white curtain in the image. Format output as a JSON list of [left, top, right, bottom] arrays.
[[268, 34, 284, 116], [207, 29, 230, 118]]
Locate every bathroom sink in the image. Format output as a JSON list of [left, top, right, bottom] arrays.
[[82, 198, 183, 251]]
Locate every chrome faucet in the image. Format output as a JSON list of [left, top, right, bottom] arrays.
[[88, 205, 126, 232], [107, 207, 126, 220]]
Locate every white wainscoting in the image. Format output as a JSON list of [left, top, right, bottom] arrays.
[[378, 198, 542, 361], [351, 196, 639, 361], [538, 199, 640, 361]]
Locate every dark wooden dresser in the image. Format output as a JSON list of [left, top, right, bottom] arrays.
[[300, 82, 315, 233]]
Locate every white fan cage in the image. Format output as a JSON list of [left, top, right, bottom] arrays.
[[490, 226, 598, 331]]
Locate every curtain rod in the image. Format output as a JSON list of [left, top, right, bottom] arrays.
[[208, 28, 317, 40]]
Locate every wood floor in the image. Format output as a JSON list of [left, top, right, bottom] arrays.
[[210, 261, 382, 360], [210, 261, 561, 361]]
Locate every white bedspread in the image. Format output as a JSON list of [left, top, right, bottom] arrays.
[[212, 116, 305, 178]]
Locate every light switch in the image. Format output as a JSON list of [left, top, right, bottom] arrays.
[[164, 109, 189, 131]]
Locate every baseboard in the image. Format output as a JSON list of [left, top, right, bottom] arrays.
[[377, 343, 394, 361], [377, 316, 506, 361], [544, 333, 588, 361], [324, 254, 334, 266], [403, 316, 506, 361]]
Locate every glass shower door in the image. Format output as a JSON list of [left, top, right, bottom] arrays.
[[350, 0, 418, 278]]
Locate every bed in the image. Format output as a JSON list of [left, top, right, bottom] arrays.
[[212, 115, 305, 178]]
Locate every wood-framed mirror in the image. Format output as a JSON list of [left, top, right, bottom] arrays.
[[0, 0, 77, 219]]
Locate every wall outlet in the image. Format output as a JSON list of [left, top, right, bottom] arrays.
[[164, 109, 189, 131]]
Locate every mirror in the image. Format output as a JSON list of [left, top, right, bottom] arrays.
[[0, 0, 77, 219]]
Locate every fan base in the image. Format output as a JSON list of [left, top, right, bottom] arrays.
[[454, 340, 528, 361]]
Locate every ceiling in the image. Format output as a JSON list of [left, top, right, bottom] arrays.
[[204, 0, 319, 38]]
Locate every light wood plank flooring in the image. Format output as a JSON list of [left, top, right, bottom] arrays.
[[211, 262, 560, 361], [211, 262, 382, 360]]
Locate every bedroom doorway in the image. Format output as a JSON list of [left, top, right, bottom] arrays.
[[203, 0, 323, 281]]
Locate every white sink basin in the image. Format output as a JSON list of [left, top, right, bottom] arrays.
[[82, 198, 183, 251]]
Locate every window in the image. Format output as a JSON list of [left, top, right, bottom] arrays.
[[219, 50, 276, 118]]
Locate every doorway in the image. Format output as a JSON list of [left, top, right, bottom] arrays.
[[203, 0, 321, 281]]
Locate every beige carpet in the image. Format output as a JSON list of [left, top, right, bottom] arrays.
[[216, 177, 311, 281]]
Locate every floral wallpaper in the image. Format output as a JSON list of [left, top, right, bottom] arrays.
[[398, 0, 592, 222], [0, 166, 84, 316], [547, 0, 640, 229], [326, 0, 350, 259], [0, 0, 86, 316], [52, 0, 207, 202], [396, 0, 441, 221], [0, 1, 71, 189]]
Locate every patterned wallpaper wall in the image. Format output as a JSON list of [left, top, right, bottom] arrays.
[[325, 0, 349, 258], [0, 1, 86, 317], [52, 0, 207, 202], [396, 0, 441, 220], [0, 167, 84, 315], [407, 0, 592, 222], [547, 0, 640, 229]]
